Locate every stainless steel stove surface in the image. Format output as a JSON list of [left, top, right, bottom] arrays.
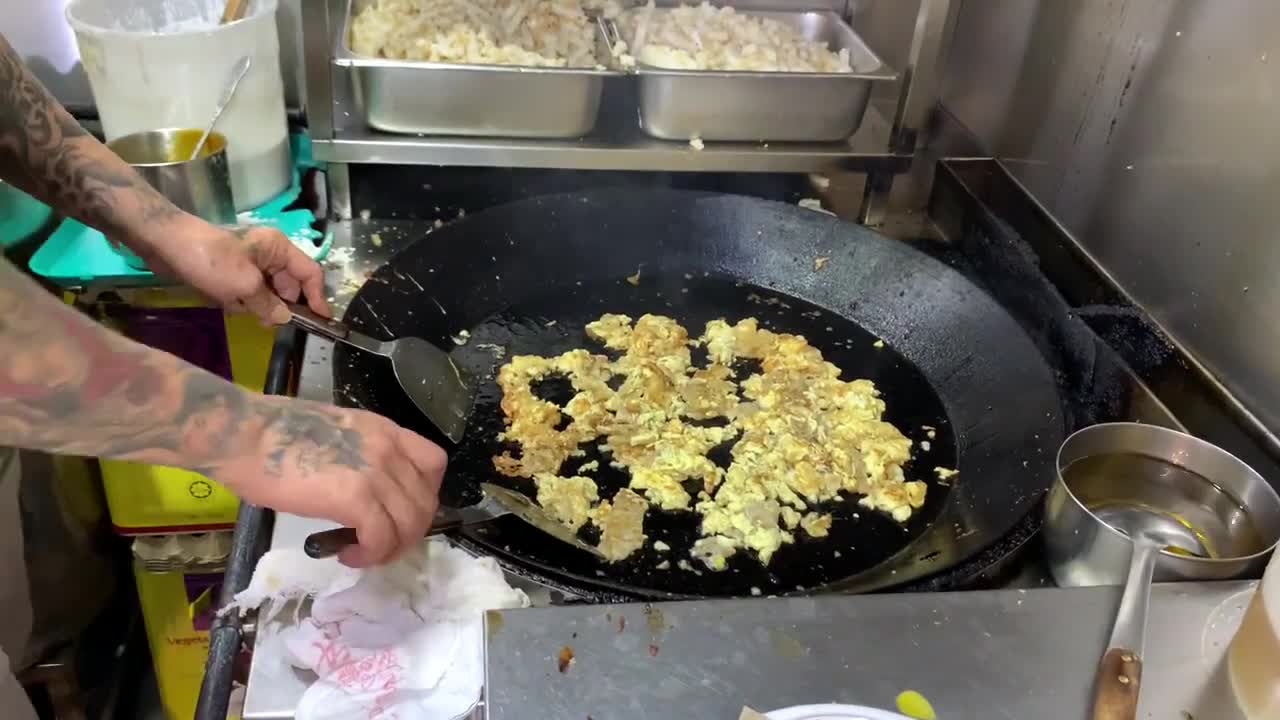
[[235, 161, 1274, 719], [320, 163, 1216, 583], [277, 161, 1257, 593]]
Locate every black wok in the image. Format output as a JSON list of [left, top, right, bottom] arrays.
[[334, 189, 1064, 598]]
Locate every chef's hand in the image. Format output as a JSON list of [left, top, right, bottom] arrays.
[[131, 213, 330, 324], [207, 396, 446, 567]]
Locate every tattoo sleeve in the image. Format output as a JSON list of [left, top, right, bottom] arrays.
[[0, 34, 180, 250], [0, 258, 370, 478], [0, 38, 376, 479], [0, 257, 253, 467]]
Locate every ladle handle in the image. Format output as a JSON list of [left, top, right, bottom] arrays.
[[190, 56, 251, 161], [1091, 540, 1157, 720], [221, 0, 250, 24], [1090, 648, 1143, 720]]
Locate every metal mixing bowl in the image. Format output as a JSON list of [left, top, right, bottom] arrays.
[[1045, 422, 1280, 586], [104, 128, 236, 269]]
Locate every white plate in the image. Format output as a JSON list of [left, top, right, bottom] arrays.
[[766, 704, 914, 720]]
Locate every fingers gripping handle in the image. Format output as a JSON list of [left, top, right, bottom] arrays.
[[288, 302, 350, 342], [303, 508, 470, 559], [303, 527, 358, 559]]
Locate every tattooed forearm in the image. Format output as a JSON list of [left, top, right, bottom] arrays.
[[0, 258, 248, 466], [0, 34, 180, 250], [0, 259, 367, 475]]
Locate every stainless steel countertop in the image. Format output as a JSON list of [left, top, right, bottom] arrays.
[[484, 582, 1257, 720], [244, 220, 1256, 720]]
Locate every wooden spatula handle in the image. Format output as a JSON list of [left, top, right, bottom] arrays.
[[1091, 647, 1142, 720], [303, 527, 358, 559], [303, 509, 476, 559], [222, 0, 250, 24]]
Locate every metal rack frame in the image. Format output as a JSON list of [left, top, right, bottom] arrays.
[[301, 0, 958, 223]]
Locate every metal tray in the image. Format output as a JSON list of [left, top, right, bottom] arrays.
[[622, 9, 897, 142], [336, 0, 621, 138]]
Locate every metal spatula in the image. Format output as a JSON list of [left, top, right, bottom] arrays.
[[303, 483, 605, 560], [289, 303, 474, 442]]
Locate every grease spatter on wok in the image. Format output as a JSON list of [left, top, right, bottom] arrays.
[[492, 313, 927, 568]]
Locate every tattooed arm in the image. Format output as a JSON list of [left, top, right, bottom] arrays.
[[0, 34, 327, 323], [0, 38, 181, 245], [0, 257, 444, 566], [0, 37, 441, 566]]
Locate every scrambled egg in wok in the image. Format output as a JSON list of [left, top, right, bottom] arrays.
[[493, 314, 928, 567]]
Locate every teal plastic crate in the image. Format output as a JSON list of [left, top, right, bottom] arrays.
[[29, 134, 332, 287], [0, 181, 54, 250]]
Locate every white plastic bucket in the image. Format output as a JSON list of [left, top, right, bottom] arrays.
[[66, 0, 291, 211]]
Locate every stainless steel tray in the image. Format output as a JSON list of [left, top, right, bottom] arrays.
[[336, 0, 621, 138], [623, 9, 897, 142]]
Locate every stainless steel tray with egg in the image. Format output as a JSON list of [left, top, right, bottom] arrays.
[[617, 8, 898, 142], [335, 0, 622, 138]]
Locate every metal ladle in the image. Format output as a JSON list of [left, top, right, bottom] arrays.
[[1089, 504, 1209, 720], [189, 56, 252, 161]]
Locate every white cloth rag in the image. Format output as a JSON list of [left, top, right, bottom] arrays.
[[231, 539, 529, 719]]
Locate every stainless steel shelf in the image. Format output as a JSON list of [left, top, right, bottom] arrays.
[[314, 104, 908, 174]]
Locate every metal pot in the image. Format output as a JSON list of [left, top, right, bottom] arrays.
[[1045, 422, 1280, 587], [104, 128, 237, 270], [106, 128, 236, 225], [1046, 423, 1280, 719]]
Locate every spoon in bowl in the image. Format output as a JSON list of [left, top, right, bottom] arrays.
[[189, 56, 251, 161]]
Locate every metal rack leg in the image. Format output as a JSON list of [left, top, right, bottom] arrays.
[[861, 0, 961, 225], [327, 163, 353, 221], [859, 170, 897, 226]]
